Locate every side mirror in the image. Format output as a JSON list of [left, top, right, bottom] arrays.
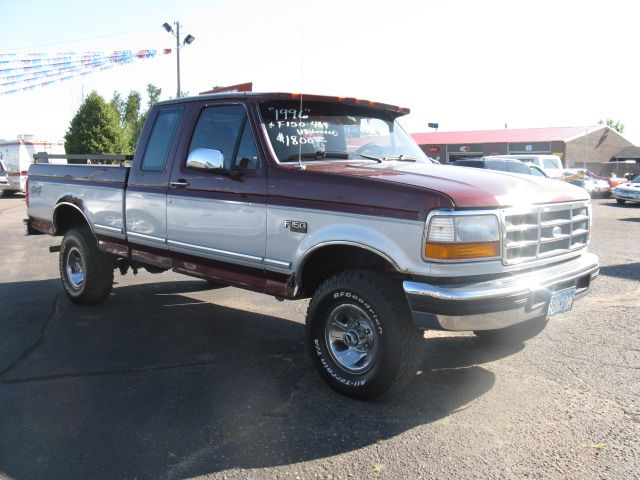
[[186, 148, 224, 171]]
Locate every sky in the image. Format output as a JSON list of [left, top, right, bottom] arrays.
[[0, 0, 638, 144]]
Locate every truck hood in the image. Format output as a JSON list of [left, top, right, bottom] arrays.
[[303, 161, 589, 208]]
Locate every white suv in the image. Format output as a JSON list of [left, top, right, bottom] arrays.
[[486, 155, 564, 179]]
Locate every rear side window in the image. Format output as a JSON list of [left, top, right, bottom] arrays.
[[140, 107, 183, 171]]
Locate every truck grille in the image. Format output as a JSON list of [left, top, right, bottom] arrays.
[[502, 201, 590, 265]]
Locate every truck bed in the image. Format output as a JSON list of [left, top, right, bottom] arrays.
[[28, 163, 130, 240]]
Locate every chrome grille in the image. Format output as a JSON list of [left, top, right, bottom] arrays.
[[502, 201, 590, 265]]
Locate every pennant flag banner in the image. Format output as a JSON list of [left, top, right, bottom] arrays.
[[0, 49, 172, 95]]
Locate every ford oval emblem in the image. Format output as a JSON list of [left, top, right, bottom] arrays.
[[552, 226, 562, 237]]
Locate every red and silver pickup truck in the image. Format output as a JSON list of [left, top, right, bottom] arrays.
[[24, 92, 599, 399]]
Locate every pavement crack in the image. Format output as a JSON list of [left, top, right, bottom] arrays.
[[0, 350, 304, 384], [0, 293, 61, 382]]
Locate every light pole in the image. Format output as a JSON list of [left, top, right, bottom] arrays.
[[162, 22, 195, 98]]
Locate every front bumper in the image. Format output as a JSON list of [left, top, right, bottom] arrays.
[[403, 252, 599, 331]]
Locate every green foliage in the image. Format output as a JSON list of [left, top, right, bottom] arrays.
[[123, 91, 142, 152], [66, 84, 164, 157], [109, 91, 125, 120], [598, 118, 625, 134], [65, 91, 128, 156], [146, 83, 162, 109]]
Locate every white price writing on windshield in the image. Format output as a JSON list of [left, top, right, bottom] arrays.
[[275, 134, 324, 146], [269, 107, 310, 120]]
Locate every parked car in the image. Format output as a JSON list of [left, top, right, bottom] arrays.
[[24, 92, 599, 399], [562, 169, 610, 197], [605, 174, 629, 189], [485, 155, 564, 179], [453, 157, 535, 175], [611, 175, 640, 204], [528, 165, 549, 177]]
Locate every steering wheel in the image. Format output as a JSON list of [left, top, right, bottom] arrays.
[[354, 143, 384, 156]]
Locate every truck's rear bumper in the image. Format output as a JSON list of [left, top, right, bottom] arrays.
[[403, 252, 599, 331]]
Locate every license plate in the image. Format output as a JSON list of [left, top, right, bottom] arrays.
[[547, 287, 576, 318]]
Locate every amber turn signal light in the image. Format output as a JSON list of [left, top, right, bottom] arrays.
[[425, 242, 500, 260]]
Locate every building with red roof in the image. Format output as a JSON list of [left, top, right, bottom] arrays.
[[411, 125, 633, 167]]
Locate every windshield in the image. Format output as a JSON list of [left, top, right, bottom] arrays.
[[260, 100, 429, 163], [543, 158, 560, 169]]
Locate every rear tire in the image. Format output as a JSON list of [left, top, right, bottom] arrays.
[[306, 271, 422, 400], [59, 228, 114, 305]]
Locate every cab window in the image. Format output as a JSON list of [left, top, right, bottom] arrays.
[[189, 105, 259, 171], [140, 107, 183, 172]]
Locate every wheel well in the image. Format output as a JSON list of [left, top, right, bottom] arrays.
[[297, 245, 398, 298], [54, 204, 91, 236]]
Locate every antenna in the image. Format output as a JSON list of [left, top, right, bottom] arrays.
[[296, 29, 305, 170]]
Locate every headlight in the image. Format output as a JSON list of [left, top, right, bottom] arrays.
[[424, 214, 500, 260]]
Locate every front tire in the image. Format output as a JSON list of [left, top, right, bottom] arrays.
[[59, 228, 114, 305], [616, 199, 626, 205], [306, 271, 422, 399]]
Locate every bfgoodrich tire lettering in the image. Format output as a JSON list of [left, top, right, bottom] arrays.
[[59, 228, 114, 305], [306, 271, 422, 399]]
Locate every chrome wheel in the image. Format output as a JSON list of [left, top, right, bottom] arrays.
[[325, 304, 379, 374], [65, 246, 85, 289]]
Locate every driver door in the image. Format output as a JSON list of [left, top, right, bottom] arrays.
[[166, 102, 267, 269]]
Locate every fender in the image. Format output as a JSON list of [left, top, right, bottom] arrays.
[[292, 221, 427, 280], [53, 197, 95, 236]]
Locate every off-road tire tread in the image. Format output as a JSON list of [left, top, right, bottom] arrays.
[[306, 270, 422, 399]]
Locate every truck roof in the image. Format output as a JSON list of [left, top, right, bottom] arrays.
[[156, 92, 410, 116]]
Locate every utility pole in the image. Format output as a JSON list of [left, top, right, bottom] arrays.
[[162, 21, 195, 98], [175, 22, 180, 99]]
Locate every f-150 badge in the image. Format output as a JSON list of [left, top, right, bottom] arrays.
[[284, 220, 307, 233]]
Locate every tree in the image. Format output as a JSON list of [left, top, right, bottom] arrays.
[[109, 85, 159, 153], [109, 91, 125, 121], [146, 83, 162, 109], [65, 91, 128, 157], [598, 118, 625, 134], [122, 91, 142, 152]]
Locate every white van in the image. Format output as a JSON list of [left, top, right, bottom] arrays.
[[485, 154, 564, 179], [0, 136, 65, 196]]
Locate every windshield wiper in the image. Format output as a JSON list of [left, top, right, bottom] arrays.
[[286, 151, 383, 163], [286, 151, 349, 161], [383, 154, 417, 162], [352, 152, 383, 163]]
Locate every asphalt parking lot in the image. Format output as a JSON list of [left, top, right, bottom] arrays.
[[0, 195, 638, 480]]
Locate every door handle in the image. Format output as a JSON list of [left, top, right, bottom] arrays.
[[169, 179, 189, 188]]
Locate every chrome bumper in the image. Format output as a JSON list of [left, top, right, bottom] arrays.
[[403, 252, 599, 331]]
